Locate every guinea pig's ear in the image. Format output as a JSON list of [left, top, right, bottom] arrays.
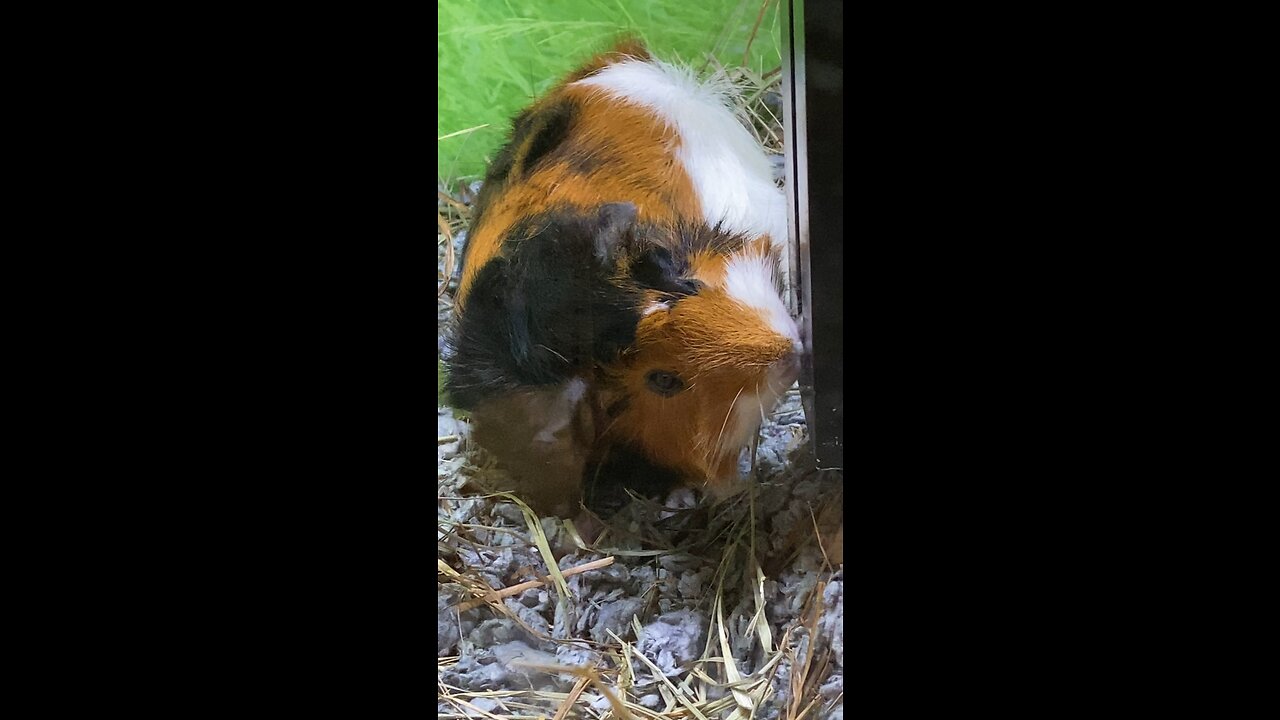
[[628, 245, 702, 297], [592, 202, 638, 264]]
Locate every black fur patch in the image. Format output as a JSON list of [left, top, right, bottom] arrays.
[[516, 101, 575, 177], [462, 101, 575, 249], [629, 245, 702, 297], [461, 112, 524, 253], [610, 219, 754, 301], [445, 206, 645, 409], [485, 112, 526, 186], [678, 220, 749, 257], [582, 442, 684, 516]]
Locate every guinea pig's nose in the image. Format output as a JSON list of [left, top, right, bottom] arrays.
[[775, 344, 803, 385]]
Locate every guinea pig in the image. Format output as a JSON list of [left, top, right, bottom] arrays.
[[445, 38, 802, 518]]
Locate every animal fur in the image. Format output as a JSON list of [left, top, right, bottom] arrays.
[[446, 38, 801, 518]]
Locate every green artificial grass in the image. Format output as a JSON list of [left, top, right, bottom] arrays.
[[438, 0, 782, 190]]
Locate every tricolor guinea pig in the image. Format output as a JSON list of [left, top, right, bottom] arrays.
[[445, 38, 802, 518]]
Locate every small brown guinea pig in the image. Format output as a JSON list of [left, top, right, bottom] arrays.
[[445, 38, 802, 518]]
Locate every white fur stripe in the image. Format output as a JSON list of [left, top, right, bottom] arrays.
[[723, 251, 801, 344]]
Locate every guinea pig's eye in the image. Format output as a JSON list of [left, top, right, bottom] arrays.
[[645, 370, 685, 397]]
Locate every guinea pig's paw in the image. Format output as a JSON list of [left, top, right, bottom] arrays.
[[661, 487, 699, 515]]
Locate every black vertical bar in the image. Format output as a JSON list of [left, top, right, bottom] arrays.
[[783, 0, 843, 470]]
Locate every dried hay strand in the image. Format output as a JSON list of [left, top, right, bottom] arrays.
[[438, 458, 843, 718]]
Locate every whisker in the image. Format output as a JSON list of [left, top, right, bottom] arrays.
[[535, 344, 570, 364], [709, 384, 747, 469], [597, 413, 624, 440]]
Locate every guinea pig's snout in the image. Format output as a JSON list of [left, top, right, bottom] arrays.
[[774, 344, 803, 387]]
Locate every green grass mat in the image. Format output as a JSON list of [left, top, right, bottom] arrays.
[[438, 0, 782, 190]]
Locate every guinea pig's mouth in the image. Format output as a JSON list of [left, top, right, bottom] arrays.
[[699, 378, 794, 494]]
